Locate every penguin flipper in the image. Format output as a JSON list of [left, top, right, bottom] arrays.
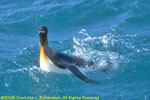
[[63, 63, 100, 84]]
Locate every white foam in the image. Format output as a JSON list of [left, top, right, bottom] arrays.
[[72, 29, 121, 71], [5, 83, 8, 87]]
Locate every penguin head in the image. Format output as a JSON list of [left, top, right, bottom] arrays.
[[38, 25, 48, 46]]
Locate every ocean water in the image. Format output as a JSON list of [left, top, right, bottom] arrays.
[[0, 0, 150, 100]]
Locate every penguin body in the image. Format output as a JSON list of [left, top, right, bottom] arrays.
[[40, 45, 69, 74], [38, 25, 100, 84]]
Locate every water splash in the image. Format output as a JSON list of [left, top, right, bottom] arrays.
[[5, 65, 41, 83], [73, 29, 122, 71]]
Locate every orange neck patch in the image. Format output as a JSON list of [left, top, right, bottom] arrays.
[[40, 46, 47, 59]]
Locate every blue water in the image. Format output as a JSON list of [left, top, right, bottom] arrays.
[[0, 0, 150, 100]]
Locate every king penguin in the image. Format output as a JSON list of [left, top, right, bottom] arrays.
[[38, 25, 100, 84]]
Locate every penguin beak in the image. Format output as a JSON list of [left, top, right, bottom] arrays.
[[38, 30, 46, 34]]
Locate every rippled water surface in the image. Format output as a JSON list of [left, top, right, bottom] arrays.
[[0, 0, 150, 100]]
